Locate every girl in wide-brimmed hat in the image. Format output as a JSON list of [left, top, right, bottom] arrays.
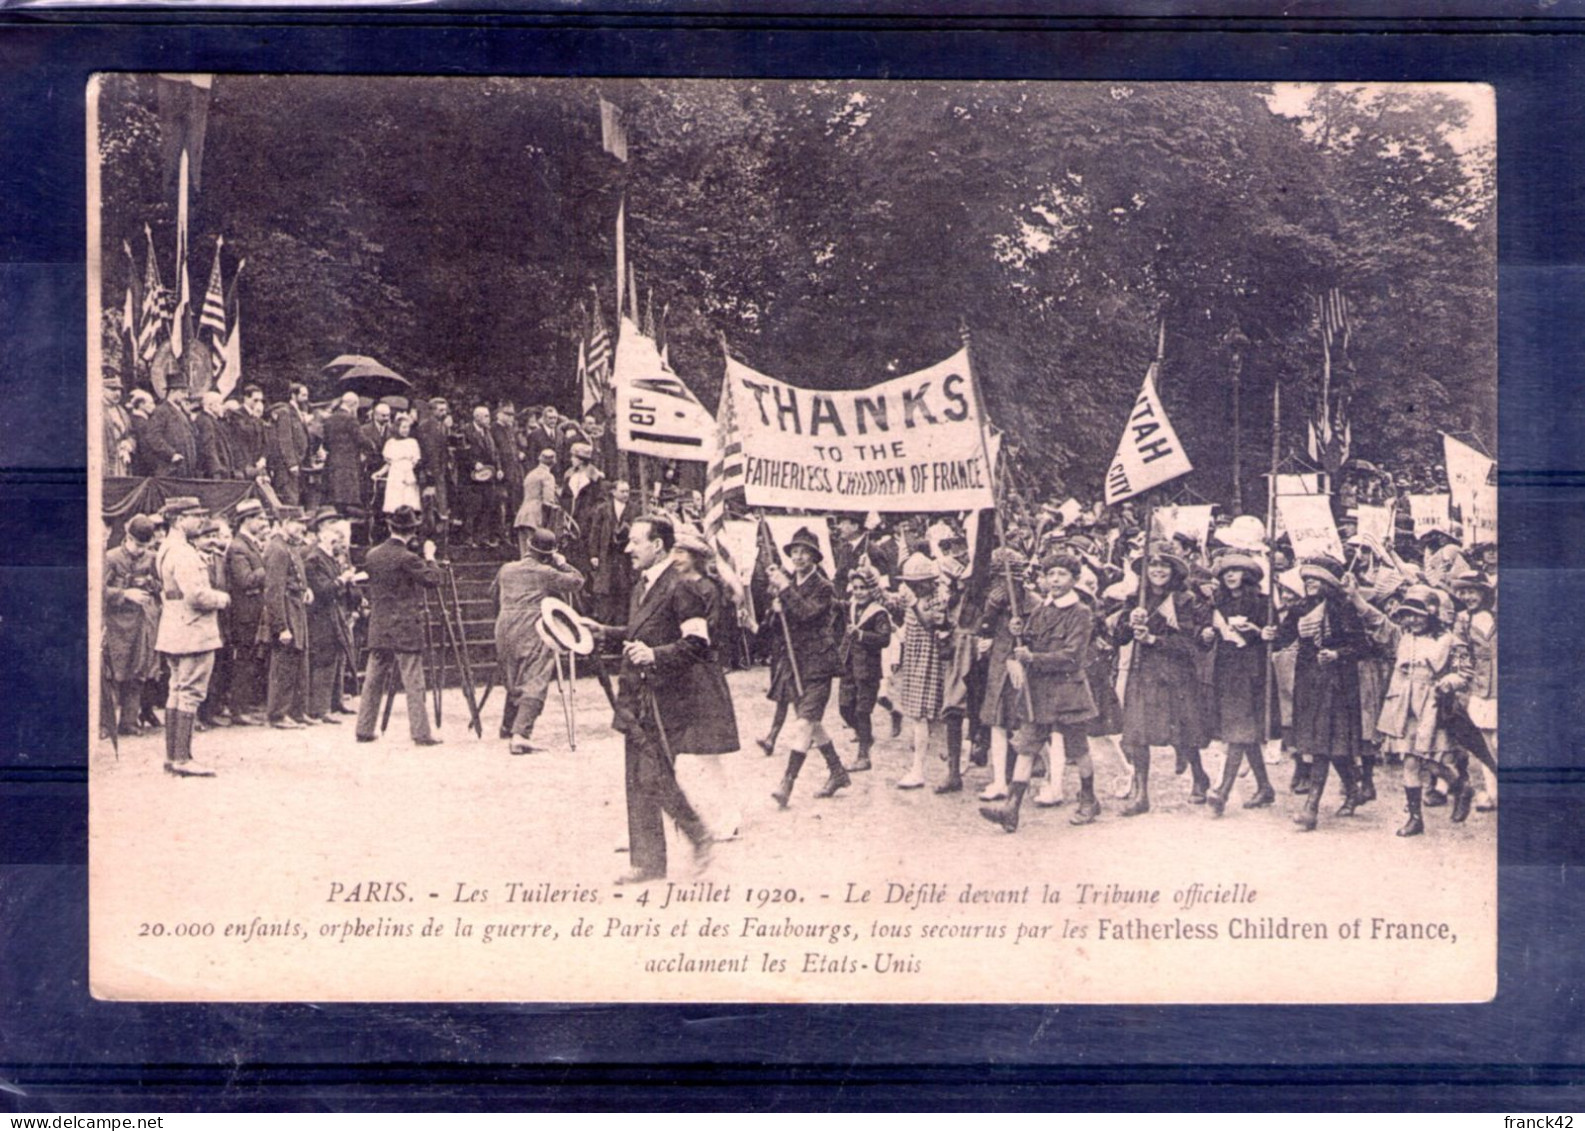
[[1201, 551, 1277, 815], [1375, 584, 1473, 836], [1107, 550, 1214, 816], [1269, 554, 1371, 831]]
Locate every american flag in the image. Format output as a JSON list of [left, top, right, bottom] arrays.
[[1319, 288, 1350, 355], [138, 224, 165, 364], [199, 236, 227, 337], [703, 370, 755, 632], [586, 286, 612, 405]]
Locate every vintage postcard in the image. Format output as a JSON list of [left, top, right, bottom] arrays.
[[87, 76, 1496, 1003]]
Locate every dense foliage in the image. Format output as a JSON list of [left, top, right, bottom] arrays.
[[98, 76, 1494, 503]]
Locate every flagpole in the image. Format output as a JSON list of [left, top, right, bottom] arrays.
[[960, 320, 1034, 720], [1264, 379, 1281, 744], [615, 196, 626, 323]]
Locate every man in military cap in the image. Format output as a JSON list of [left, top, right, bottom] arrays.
[[153, 498, 229, 776], [102, 373, 134, 477]]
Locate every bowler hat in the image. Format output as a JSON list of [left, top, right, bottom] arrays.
[[523, 527, 558, 558], [782, 526, 824, 562], [386, 505, 423, 533]]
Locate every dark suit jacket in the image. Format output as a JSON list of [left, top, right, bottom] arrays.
[[363, 536, 443, 652], [607, 562, 737, 754], [227, 413, 268, 476], [303, 544, 349, 656], [224, 536, 268, 645], [268, 404, 311, 476], [143, 400, 197, 472], [193, 411, 234, 479], [775, 568, 841, 683], [493, 421, 525, 487], [414, 415, 451, 510], [322, 409, 365, 506], [259, 535, 309, 651], [461, 422, 499, 482]]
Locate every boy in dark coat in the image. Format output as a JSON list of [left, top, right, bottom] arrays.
[[981, 553, 1099, 833], [837, 566, 893, 772]]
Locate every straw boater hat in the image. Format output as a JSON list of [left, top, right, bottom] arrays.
[[1213, 551, 1265, 582], [782, 526, 824, 562], [1298, 554, 1347, 589], [233, 498, 265, 522], [160, 496, 206, 520], [539, 596, 595, 655], [900, 552, 939, 583], [308, 506, 341, 530]]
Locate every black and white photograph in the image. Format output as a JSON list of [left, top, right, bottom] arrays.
[[86, 75, 1497, 1003]]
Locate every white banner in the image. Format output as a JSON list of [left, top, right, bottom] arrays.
[[1151, 504, 1215, 549], [1409, 493, 1453, 538], [1273, 473, 1323, 496], [613, 317, 715, 461], [1442, 433, 1495, 519], [1103, 361, 1193, 504], [1276, 494, 1345, 563], [725, 348, 995, 512], [1354, 502, 1395, 547], [1465, 483, 1497, 548]]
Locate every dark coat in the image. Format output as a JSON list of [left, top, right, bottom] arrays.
[[976, 577, 1031, 728], [607, 562, 738, 756], [259, 536, 309, 651], [363, 535, 443, 652], [1273, 590, 1368, 760], [1020, 596, 1098, 725], [770, 568, 841, 694], [414, 415, 451, 512], [322, 409, 365, 507], [193, 411, 234, 479], [103, 544, 161, 681], [303, 544, 350, 657], [673, 575, 741, 755], [1208, 585, 1271, 745], [128, 414, 159, 477], [461, 421, 500, 483], [838, 598, 893, 687], [588, 496, 632, 599], [227, 413, 269, 477], [268, 404, 311, 479], [224, 535, 268, 648], [142, 400, 197, 473], [1110, 585, 1212, 749]]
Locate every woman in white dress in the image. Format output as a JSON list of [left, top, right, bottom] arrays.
[[377, 414, 423, 514]]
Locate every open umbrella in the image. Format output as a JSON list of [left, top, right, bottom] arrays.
[[324, 355, 412, 399]]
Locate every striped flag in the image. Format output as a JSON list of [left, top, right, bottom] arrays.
[[1309, 288, 1353, 474], [586, 286, 612, 403], [199, 236, 227, 337], [703, 368, 755, 632], [214, 258, 244, 390], [577, 339, 597, 417], [1319, 288, 1351, 354], [138, 225, 165, 364]]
